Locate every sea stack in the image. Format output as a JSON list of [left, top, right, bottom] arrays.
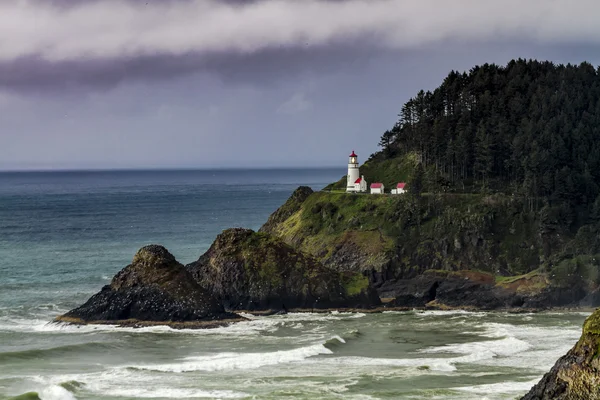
[[56, 245, 241, 328], [521, 308, 600, 399], [187, 228, 380, 311]]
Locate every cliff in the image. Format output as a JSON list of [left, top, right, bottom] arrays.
[[57, 245, 241, 328], [187, 228, 379, 311], [522, 309, 600, 399], [260, 186, 600, 309]]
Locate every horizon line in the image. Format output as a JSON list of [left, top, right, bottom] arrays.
[[0, 165, 346, 173]]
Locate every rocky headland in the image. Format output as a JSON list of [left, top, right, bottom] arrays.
[[522, 309, 600, 399], [56, 245, 242, 328], [258, 186, 600, 311], [61, 60, 600, 335], [186, 227, 379, 312]]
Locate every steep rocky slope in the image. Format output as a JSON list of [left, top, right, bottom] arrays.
[[187, 228, 379, 311], [260, 186, 600, 309], [522, 309, 600, 399], [57, 245, 240, 328]]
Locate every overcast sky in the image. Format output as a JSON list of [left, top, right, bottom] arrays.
[[2, 0, 600, 170]]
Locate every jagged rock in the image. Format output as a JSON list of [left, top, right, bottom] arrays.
[[56, 245, 240, 328], [380, 270, 523, 310], [580, 289, 600, 307], [378, 274, 440, 306], [522, 309, 600, 400], [187, 228, 380, 311]]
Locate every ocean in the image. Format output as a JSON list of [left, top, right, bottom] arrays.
[[0, 169, 588, 400]]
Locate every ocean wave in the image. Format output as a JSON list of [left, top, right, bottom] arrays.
[[7, 393, 41, 400], [0, 342, 120, 362], [413, 310, 488, 318], [303, 355, 459, 372], [454, 378, 540, 395], [420, 335, 531, 359], [407, 320, 582, 374], [94, 387, 248, 399], [465, 322, 581, 371], [21, 368, 250, 399], [0, 316, 276, 336], [130, 338, 342, 373], [8, 385, 77, 400], [305, 329, 531, 374]]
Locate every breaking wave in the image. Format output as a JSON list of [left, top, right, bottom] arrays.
[[130, 337, 345, 373]]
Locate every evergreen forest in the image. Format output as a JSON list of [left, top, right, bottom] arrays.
[[375, 59, 600, 213]]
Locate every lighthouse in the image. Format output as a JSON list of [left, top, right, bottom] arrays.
[[346, 151, 361, 192]]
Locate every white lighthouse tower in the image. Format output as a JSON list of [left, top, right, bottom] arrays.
[[346, 151, 360, 192]]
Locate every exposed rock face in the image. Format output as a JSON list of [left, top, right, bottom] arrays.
[[378, 270, 589, 310], [259, 187, 600, 309], [57, 245, 239, 327], [522, 309, 600, 400], [379, 271, 515, 309], [187, 228, 380, 311]]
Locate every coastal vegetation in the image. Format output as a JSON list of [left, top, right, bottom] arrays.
[[315, 60, 600, 305]]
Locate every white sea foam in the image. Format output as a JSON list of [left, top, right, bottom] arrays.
[[304, 322, 545, 375], [303, 355, 458, 372], [413, 310, 487, 318], [27, 370, 248, 399], [421, 336, 531, 358], [133, 340, 337, 373], [0, 311, 364, 337], [382, 310, 412, 314], [330, 334, 346, 344], [267, 311, 367, 322], [97, 387, 248, 398], [0, 315, 278, 336], [39, 385, 78, 400], [455, 379, 540, 395], [467, 322, 580, 371]]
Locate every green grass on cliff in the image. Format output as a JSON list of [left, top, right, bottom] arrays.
[[325, 152, 418, 191], [342, 273, 370, 296], [583, 309, 600, 336], [266, 185, 558, 279]]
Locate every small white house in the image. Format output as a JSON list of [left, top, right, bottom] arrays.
[[391, 182, 407, 195], [354, 175, 368, 192], [370, 182, 384, 194]]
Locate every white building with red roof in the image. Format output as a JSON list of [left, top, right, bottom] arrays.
[[353, 176, 367, 192], [391, 182, 407, 195], [370, 182, 385, 194]]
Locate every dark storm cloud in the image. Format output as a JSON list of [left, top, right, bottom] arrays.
[[0, 0, 599, 92], [0, 43, 381, 92]]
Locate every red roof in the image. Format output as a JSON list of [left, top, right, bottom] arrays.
[[355, 177, 362, 184], [397, 183, 406, 189], [371, 183, 383, 189], [349, 150, 357, 157]]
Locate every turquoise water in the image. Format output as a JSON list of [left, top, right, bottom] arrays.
[[0, 169, 589, 400]]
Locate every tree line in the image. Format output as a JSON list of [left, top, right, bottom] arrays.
[[378, 59, 600, 210]]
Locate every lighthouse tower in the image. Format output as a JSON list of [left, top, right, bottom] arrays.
[[346, 151, 360, 192]]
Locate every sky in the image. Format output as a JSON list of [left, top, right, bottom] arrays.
[[2, 0, 600, 170]]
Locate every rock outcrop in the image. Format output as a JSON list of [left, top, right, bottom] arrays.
[[187, 228, 380, 311], [378, 269, 591, 310], [259, 185, 600, 310], [259, 186, 314, 234], [522, 309, 600, 400], [57, 245, 240, 328]]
